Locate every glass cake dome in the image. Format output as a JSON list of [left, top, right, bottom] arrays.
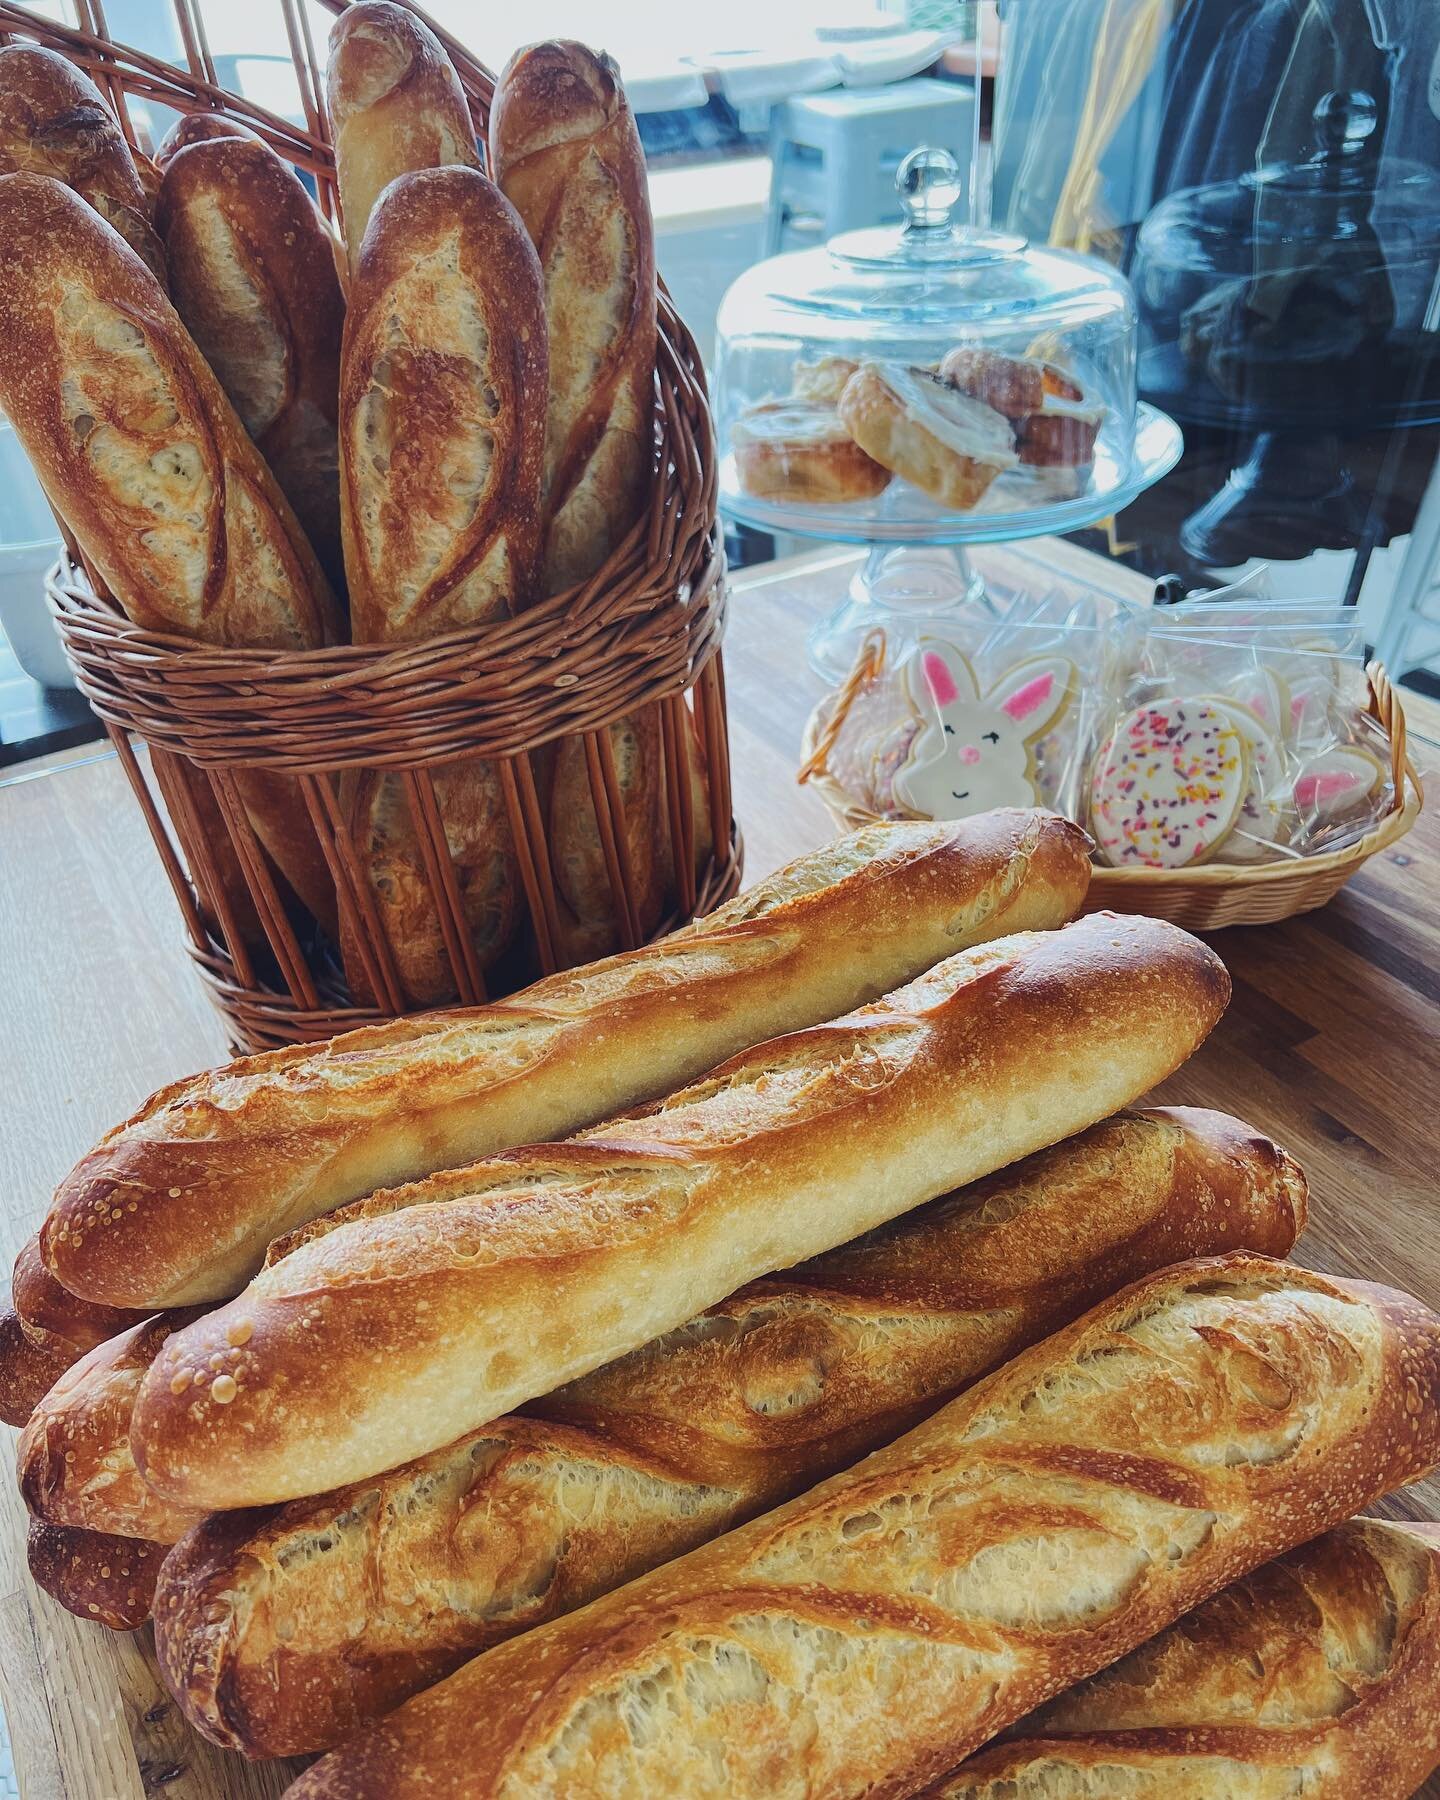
[[715, 146, 1155, 541]]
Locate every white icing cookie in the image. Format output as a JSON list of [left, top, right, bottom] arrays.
[[1200, 696, 1287, 864], [1293, 744, 1384, 825], [893, 646, 1071, 822], [1090, 699, 1249, 868]]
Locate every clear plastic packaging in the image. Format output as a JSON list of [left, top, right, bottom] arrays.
[[805, 583, 1396, 868], [804, 588, 1109, 825], [1087, 600, 1393, 869]]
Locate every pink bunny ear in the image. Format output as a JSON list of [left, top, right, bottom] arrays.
[[920, 651, 960, 708], [999, 672, 1056, 724]]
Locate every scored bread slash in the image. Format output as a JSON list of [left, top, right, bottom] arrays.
[[282, 1257, 1440, 1800], [18, 1311, 207, 1545], [153, 1106, 1305, 1759], [934, 1517, 1440, 1798], [130, 910, 1229, 1512], [41, 811, 1091, 1311]]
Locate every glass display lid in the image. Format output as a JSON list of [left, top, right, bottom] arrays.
[[715, 145, 1163, 542]]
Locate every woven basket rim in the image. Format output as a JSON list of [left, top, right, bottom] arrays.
[[799, 660, 1424, 892]]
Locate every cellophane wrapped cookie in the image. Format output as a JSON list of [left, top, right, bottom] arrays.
[[1087, 597, 1395, 869], [803, 590, 1108, 824]]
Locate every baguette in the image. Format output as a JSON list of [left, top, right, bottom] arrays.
[[493, 42, 665, 960], [336, 162, 546, 1003], [155, 111, 265, 168], [27, 1518, 163, 1631], [158, 136, 347, 592], [45, 812, 1089, 1308], [491, 41, 655, 598], [937, 1519, 1440, 1799], [131, 909, 1227, 1510], [283, 1257, 1440, 1800], [0, 172, 339, 648], [326, 0, 479, 273], [339, 163, 545, 641], [153, 1107, 1304, 1757], [0, 44, 165, 281], [0, 1308, 74, 1428], [0, 172, 342, 933], [11, 1232, 146, 1358], [19, 1311, 206, 1544]]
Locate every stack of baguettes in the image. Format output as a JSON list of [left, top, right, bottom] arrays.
[[7, 805, 1440, 1799], [0, 6, 705, 1001]]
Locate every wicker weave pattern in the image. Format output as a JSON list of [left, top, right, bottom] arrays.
[[801, 662, 1422, 933], [2, 0, 740, 1048]]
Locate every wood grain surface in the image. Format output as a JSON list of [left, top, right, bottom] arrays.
[[0, 542, 1436, 1799]]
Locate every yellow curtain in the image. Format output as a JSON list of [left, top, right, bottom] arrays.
[[1050, 0, 1172, 253]]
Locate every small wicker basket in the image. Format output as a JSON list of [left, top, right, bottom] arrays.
[[5, 0, 741, 1050], [801, 657, 1423, 932]]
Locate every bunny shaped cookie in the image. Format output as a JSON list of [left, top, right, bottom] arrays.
[[893, 644, 1072, 820]]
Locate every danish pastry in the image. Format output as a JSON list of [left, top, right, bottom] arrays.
[[939, 345, 1083, 417], [792, 355, 859, 405], [733, 400, 890, 504], [838, 362, 1016, 510], [1017, 398, 1103, 469]]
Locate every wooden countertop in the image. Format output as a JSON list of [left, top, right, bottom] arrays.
[[1, 543, 1437, 1798]]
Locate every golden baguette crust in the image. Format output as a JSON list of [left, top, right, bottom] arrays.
[[18, 1311, 205, 1544], [326, 0, 478, 273], [131, 909, 1228, 1510], [0, 172, 339, 647], [493, 42, 663, 957], [0, 44, 165, 280], [158, 137, 346, 592], [936, 1518, 1440, 1798], [153, 1107, 1305, 1758], [336, 757, 521, 1009], [336, 159, 545, 1002], [155, 111, 264, 168], [11, 1232, 145, 1358], [45, 812, 1089, 1307], [283, 1257, 1440, 1800], [0, 1308, 75, 1428], [26, 1518, 162, 1632], [339, 164, 545, 638], [491, 39, 655, 595]]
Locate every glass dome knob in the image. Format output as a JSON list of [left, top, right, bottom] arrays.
[[897, 146, 962, 233], [1314, 89, 1378, 154]]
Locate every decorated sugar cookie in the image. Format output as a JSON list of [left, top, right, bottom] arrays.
[[1202, 696, 1287, 864], [822, 668, 921, 814], [1293, 744, 1384, 825], [893, 645, 1072, 821], [1090, 699, 1248, 868], [1227, 667, 1290, 742]]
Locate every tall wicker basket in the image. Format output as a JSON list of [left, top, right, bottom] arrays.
[[1, 0, 740, 1051]]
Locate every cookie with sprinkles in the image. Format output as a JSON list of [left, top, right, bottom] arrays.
[[1090, 698, 1249, 868], [1200, 695, 1288, 864]]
